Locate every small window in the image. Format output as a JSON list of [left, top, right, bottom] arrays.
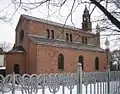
[[85, 37, 87, 44], [78, 55, 84, 70], [95, 57, 99, 70], [82, 36, 84, 44], [58, 54, 64, 70], [14, 64, 20, 74], [47, 29, 50, 38], [51, 30, 54, 39], [66, 33, 69, 42], [19, 30, 24, 42], [70, 34, 72, 42]]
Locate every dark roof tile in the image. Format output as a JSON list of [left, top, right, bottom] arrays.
[[29, 35, 105, 52], [9, 46, 25, 53]]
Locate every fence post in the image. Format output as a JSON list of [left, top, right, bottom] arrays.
[[42, 74, 46, 94], [62, 85, 65, 94], [107, 64, 110, 94], [77, 63, 82, 94], [12, 72, 15, 94]]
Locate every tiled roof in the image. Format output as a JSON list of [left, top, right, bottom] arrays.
[[22, 14, 95, 35], [29, 35, 105, 52], [9, 46, 25, 53]]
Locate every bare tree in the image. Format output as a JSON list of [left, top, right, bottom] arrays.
[[110, 49, 120, 70], [89, 0, 120, 30], [0, 42, 13, 52], [1, 0, 119, 23], [0, 0, 120, 30]]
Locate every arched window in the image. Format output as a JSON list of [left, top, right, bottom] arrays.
[[47, 29, 50, 38], [85, 37, 87, 44], [95, 57, 99, 70], [82, 36, 84, 44], [51, 30, 54, 39], [58, 54, 64, 70], [66, 33, 69, 42], [78, 56, 84, 70], [70, 34, 72, 42], [19, 30, 24, 42], [14, 64, 20, 74]]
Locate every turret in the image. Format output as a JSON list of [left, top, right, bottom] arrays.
[[82, 6, 92, 32]]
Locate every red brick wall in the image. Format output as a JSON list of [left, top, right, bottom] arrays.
[[28, 41, 37, 74], [36, 44, 107, 74], [27, 20, 99, 46], [5, 53, 25, 75]]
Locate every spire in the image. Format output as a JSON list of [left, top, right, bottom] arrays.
[[84, 5, 89, 15], [82, 5, 92, 32]]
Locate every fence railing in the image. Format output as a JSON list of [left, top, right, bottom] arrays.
[[0, 63, 120, 94]]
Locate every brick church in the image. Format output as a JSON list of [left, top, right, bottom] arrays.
[[5, 6, 107, 75]]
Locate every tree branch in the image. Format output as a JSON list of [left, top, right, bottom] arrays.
[[90, 0, 120, 30]]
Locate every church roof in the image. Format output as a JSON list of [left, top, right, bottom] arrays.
[[29, 35, 105, 52]]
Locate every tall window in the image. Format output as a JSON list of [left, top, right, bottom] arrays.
[[51, 30, 54, 39], [47, 29, 50, 38], [58, 54, 64, 70], [14, 64, 20, 74], [78, 56, 84, 70], [66, 33, 69, 41], [19, 30, 24, 42], [82, 36, 84, 44], [85, 37, 87, 44], [95, 57, 99, 70], [70, 34, 72, 42]]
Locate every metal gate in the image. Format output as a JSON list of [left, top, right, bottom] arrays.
[[0, 63, 120, 94]]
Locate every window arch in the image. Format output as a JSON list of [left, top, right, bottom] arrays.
[[70, 34, 72, 42], [95, 57, 99, 70], [82, 36, 84, 44], [19, 30, 24, 42], [13, 64, 20, 74], [47, 29, 50, 38], [51, 30, 54, 39], [85, 37, 87, 44], [58, 54, 64, 70], [78, 55, 84, 70], [66, 33, 69, 41]]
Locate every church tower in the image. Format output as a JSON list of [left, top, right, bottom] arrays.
[[82, 6, 92, 32]]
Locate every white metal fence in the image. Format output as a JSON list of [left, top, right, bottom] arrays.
[[0, 63, 120, 94]]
